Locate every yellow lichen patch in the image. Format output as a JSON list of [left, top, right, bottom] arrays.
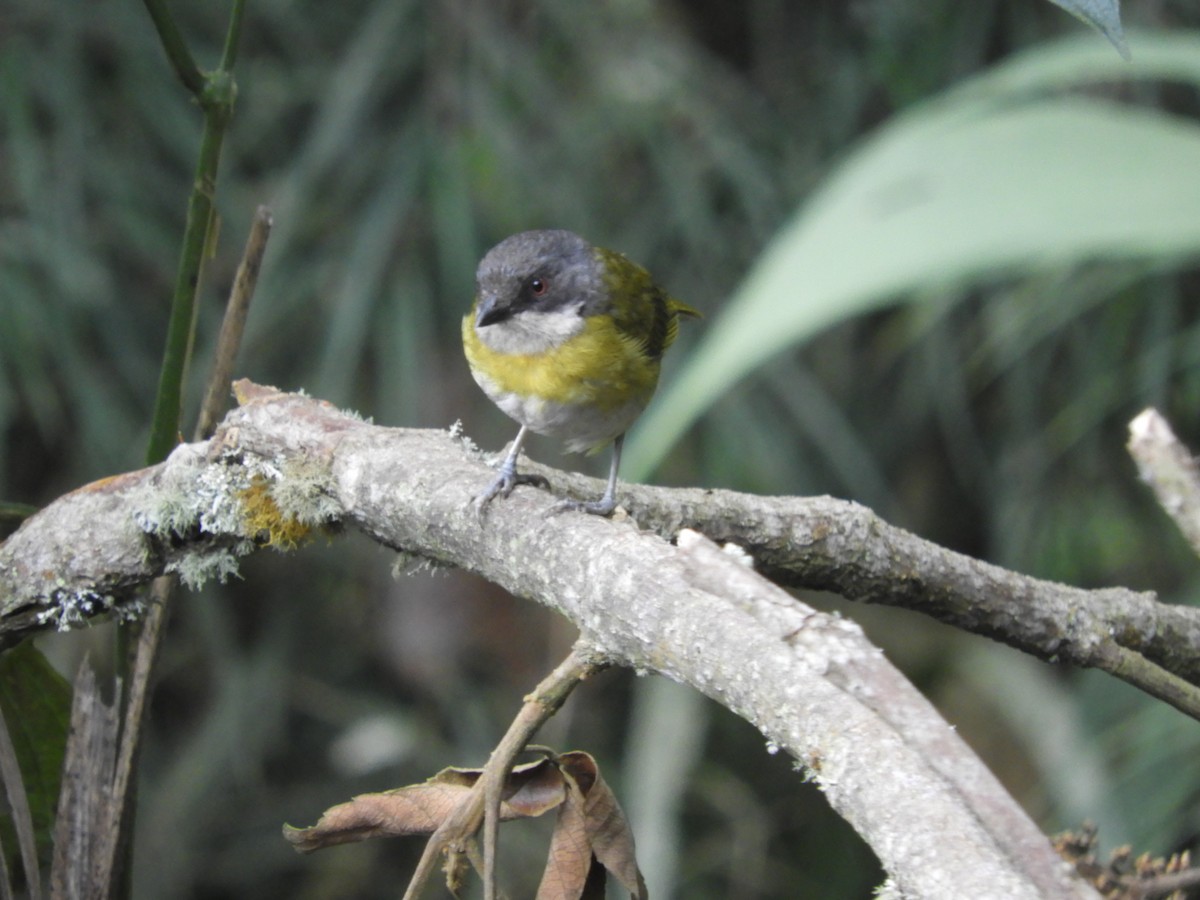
[[237, 475, 313, 550]]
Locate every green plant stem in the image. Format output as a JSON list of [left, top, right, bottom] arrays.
[[219, 0, 247, 72], [143, 100, 230, 465], [113, 3, 248, 895], [142, 0, 245, 466], [140, 0, 204, 94]]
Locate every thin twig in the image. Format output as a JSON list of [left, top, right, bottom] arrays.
[[109, 577, 174, 892], [111, 4, 245, 893], [195, 206, 272, 441], [217, 0, 248, 73], [1098, 641, 1200, 721], [401, 644, 608, 900], [139, 0, 204, 95]]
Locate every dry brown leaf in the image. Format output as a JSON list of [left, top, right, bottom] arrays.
[[536, 752, 648, 900], [436, 757, 567, 818], [580, 857, 608, 900], [284, 749, 644, 899], [283, 757, 568, 854], [560, 751, 648, 898], [284, 783, 468, 853], [537, 765, 592, 899]]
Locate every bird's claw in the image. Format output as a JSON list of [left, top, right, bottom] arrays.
[[546, 494, 618, 518], [472, 465, 550, 518]]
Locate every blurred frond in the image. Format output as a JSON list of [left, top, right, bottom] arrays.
[[5, 1, 1200, 897]]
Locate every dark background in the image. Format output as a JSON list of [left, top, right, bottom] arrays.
[[4, 1, 1200, 897]]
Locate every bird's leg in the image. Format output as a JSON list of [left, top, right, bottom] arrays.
[[473, 425, 550, 512], [550, 433, 623, 517]]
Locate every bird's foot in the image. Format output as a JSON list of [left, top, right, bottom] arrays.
[[547, 493, 618, 518], [472, 462, 550, 517]]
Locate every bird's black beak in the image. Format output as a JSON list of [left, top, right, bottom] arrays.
[[474, 294, 509, 328]]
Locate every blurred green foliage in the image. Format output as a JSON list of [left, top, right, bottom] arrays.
[[4, 0, 1200, 897], [0, 641, 70, 873]]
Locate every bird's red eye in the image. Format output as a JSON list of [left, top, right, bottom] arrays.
[[529, 277, 548, 296]]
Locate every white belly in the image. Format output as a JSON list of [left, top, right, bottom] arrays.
[[476, 372, 645, 453]]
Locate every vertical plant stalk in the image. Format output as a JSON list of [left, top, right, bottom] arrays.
[[128, 0, 246, 675], [94, 2, 250, 896], [142, 0, 246, 466], [105, 209, 268, 895], [195, 205, 272, 441], [129, 0, 246, 668]]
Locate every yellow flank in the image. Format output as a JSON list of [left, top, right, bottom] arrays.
[[463, 313, 661, 411]]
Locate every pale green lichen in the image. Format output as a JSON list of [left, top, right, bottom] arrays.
[[134, 447, 343, 591], [167, 545, 248, 591], [268, 458, 342, 526], [448, 419, 481, 456], [134, 447, 255, 540]]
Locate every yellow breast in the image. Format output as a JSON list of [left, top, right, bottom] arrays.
[[462, 313, 663, 451]]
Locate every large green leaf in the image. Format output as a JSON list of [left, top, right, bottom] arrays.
[[627, 32, 1200, 478]]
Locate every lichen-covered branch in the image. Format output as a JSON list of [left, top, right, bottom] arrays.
[[2, 383, 1197, 706], [0, 381, 1186, 895]]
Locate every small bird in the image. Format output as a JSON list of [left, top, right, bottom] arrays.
[[463, 229, 699, 516]]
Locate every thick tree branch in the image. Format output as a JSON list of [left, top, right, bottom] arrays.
[[0, 382, 1182, 896], [628, 493, 1200, 715], [7, 385, 1191, 702]]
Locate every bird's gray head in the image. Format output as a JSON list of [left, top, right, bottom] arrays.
[[473, 230, 606, 328]]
